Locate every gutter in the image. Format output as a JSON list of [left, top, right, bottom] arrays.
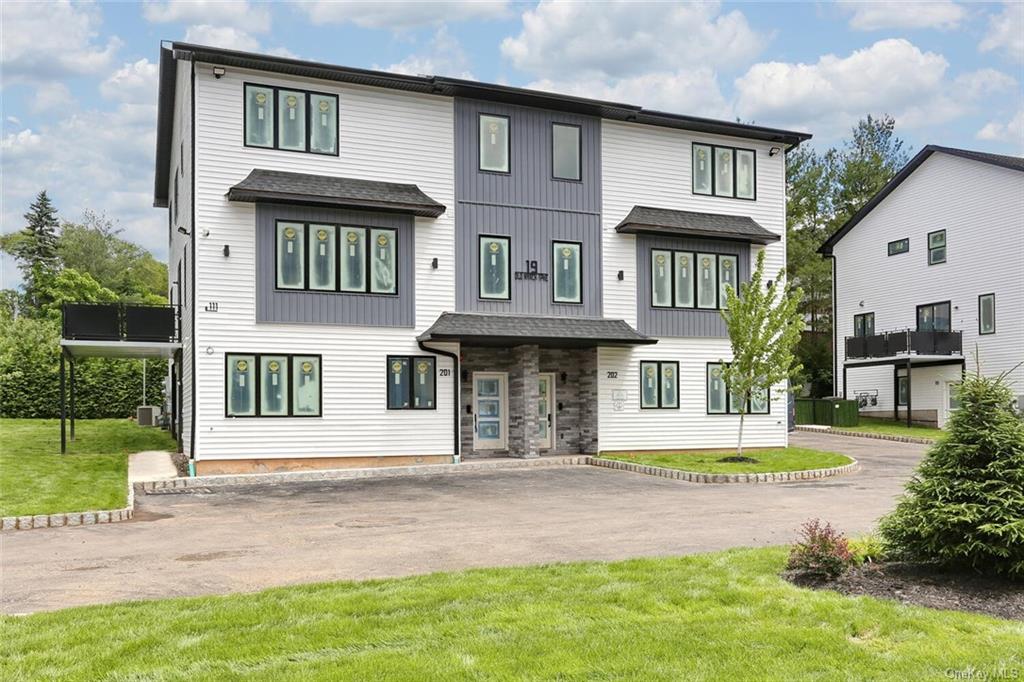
[[417, 340, 461, 463]]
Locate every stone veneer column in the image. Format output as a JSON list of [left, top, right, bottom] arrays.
[[508, 344, 540, 459], [578, 347, 599, 454]]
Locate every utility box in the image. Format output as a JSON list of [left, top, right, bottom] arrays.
[[137, 406, 160, 427]]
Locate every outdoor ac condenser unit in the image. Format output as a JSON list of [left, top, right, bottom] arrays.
[[137, 406, 159, 427]]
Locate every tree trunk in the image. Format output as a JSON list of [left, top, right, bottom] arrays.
[[737, 410, 746, 458]]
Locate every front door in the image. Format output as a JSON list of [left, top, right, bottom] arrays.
[[538, 372, 555, 449], [473, 372, 507, 450]]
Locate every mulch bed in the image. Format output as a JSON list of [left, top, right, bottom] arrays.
[[785, 562, 1024, 621], [170, 452, 189, 478]]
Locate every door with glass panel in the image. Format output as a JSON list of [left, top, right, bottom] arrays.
[[473, 373, 507, 450], [538, 373, 555, 449]]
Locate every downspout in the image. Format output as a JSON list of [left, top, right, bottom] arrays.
[[418, 340, 460, 463], [188, 57, 198, 476], [830, 254, 838, 398]]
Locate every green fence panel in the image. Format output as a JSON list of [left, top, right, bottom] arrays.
[[831, 399, 860, 427], [795, 399, 815, 425]]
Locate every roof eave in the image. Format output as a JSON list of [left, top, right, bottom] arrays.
[[153, 44, 178, 207], [225, 188, 446, 218], [616, 222, 780, 245]]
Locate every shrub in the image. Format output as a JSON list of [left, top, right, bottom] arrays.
[[879, 370, 1024, 578], [848, 534, 885, 565], [786, 518, 855, 579]]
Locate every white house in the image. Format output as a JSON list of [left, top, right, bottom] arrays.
[[150, 42, 810, 474], [820, 145, 1024, 428]]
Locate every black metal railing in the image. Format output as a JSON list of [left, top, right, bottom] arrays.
[[62, 303, 179, 343], [845, 329, 962, 360]]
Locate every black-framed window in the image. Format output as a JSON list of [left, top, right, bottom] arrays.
[[552, 241, 582, 304], [244, 83, 338, 156], [479, 235, 510, 300], [640, 361, 679, 409], [927, 229, 946, 265], [887, 238, 909, 256], [226, 353, 321, 417], [979, 293, 996, 335], [552, 123, 581, 181], [897, 376, 908, 406], [854, 312, 875, 338], [479, 113, 510, 173], [707, 362, 769, 415], [692, 143, 755, 200], [275, 221, 397, 295], [652, 250, 738, 310], [387, 356, 436, 409], [917, 301, 951, 332], [173, 173, 179, 224]]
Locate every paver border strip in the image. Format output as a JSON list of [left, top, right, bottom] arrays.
[[1, 480, 134, 532], [794, 425, 937, 445], [589, 457, 859, 483]]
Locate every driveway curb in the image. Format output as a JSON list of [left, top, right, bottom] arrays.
[[590, 457, 860, 483], [1, 482, 134, 532], [795, 425, 937, 445]]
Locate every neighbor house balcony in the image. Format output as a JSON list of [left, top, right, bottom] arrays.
[[62, 302, 180, 343], [844, 328, 962, 361]]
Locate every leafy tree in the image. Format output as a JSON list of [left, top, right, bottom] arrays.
[[0, 191, 61, 310], [719, 249, 805, 456], [879, 369, 1024, 577], [37, 268, 118, 322], [832, 114, 910, 227]]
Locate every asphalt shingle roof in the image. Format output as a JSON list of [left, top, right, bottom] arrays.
[[418, 313, 656, 347], [226, 169, 446, 218], [613, 205, 780, 244]]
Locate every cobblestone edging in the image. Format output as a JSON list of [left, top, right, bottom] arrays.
[[1, 482, 135, 532], [795, 425, 936, 445], [590, 457, 860, 483]]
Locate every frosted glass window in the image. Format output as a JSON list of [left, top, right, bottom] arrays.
[[897, 376, 908, 406], [736, 149, 755, 199], [479, 114, 509, 172], [480, 236, 510, 300], [693, 144, 712, 195], [388, 357, 411, 409], [413, 357, 435, 409], [641, 362, 659, 408], [674, 252, 694, 308], [718, 255, 738, 308], [309, 93, 337, 154], [370, 228, 397, 295], [697, 253, 718, 309], [227, 354, 256, 417], [339, 227, 366, 292], [552, 123, 581, 180], [641, 361, 677, 409], [661, 363, 678, 408], [750, 388, 769, 414], [292, 356, 321, 416], [276, 222, 305, 289], [308, 225, 336, 291], [928, 230, 946, 265], [979, 294, 995, 335], [245, 85, 274, 148], [854, 313, 874, 338], [715, 148, 734, 197], [260, 355, 288, 416], [553, 241, 581, 303], [278, 90, 306, 151], [651, 250, 672, 308], [707, 364, 727, 414]]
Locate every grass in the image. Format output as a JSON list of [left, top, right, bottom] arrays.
[[599, 446, 853, 474], [0, 418, 176, 517], [840, 416, 942, 440], [2, 548, 1021, 680]]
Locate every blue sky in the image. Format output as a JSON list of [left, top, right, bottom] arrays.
[[2, 1, 1022, 288]]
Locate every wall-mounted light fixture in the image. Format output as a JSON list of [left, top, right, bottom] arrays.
[[461, 369, 468, 382], [560, 371, 568, 383], [431, 257, 438, 269], [212, 67, 226, 79], [176, 226, 190, 236], [859, 300, 865, 307], [617, 270, 624, 281], [222, 245, 230, 257], [769, 147, 781, 157]]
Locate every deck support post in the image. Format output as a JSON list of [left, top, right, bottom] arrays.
[[70, 356, 76, 441], [60, 350, 67, 454], [906, 358, 913, 428]]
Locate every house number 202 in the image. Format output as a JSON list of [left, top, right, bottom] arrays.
[[606, 371, 618, 379]]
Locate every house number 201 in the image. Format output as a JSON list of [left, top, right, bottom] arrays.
[[439, 368, 451, 377]]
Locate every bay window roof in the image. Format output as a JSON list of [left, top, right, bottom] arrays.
[[614, 205, 780, 244], [418, 313, 656, 348]]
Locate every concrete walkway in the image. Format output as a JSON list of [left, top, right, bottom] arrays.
[[128, 451, 178, 482], [1, 432, 926, 614]]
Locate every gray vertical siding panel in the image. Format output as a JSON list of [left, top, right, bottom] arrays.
[[634, 234, 750, 338], [255, 202, 414, 327]]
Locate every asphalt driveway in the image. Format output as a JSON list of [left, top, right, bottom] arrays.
[[1, 432, 926, 614]]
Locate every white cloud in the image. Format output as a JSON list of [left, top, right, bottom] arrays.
[[501, 1, 765, 80], [142, 0, 271, 33], [298, 0, 509, 30], [976, 109, 1024, 148], [0, 0, 121, 81], [378, 26, 473, 79], [100, 59, 159, 103], [29, 83, 75, 114], [980, 2, 1024, 61], [839, 0, 965, 31], [183, 24, 261, 52]]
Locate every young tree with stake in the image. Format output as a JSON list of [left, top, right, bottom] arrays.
[[719, 249, 805, 456]]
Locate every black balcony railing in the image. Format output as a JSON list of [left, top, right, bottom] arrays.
[[845, 329, 962, 360], [62, 303, 179, 343]]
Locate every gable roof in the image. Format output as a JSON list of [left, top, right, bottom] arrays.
[[153, 42, 811, 207], [818, 145, 1024, 254], [614, 205, 780, 244]]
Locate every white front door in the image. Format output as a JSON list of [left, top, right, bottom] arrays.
[[473, 372, 507, 450], [538, 372, 555, 449]]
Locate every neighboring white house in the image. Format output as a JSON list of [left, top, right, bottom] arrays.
[[151, 42, 810, 474], [820, 145, 1024, 428]]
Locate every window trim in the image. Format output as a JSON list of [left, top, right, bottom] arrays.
[[897, 375, 909, 406], [224, 352, 323, 418], [551, 239, 583, 305], [551, 122, 582, 182], [273, 220, 399, 296], [478, 112, 511, 175], [478, 234, 512, 301], [887, 238, 909, 256], [927, 229, 946, 265], [916, 300, 952, 332], [639, 360, 680, 410], [243, 82, 339, 156], [651, 249, 738, 310], [385, 355, 438, 411], [706, 362, 771, 415], [691, 142, 757, 201], [978, 293, 996, 335], [853, 312, 875, 338]]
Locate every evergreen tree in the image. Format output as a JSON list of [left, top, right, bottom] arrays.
[[0, 191, 61, 311]]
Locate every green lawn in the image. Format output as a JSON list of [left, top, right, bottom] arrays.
[[841, 416, 942, 440], [2, 548, 1020, 680], [0, 419, 176, 517], [600, 446, 853, 474]]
